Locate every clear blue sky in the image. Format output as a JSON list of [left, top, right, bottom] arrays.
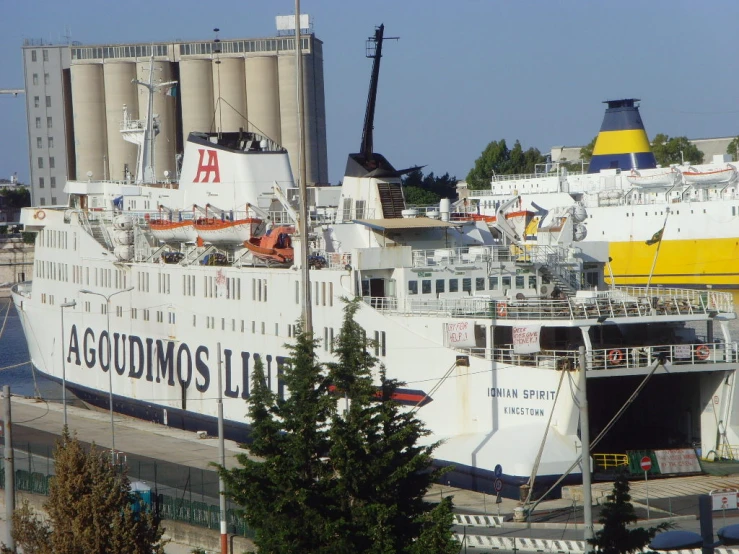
[[2, 0, 739, 185]]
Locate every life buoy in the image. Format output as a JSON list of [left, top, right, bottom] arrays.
[[497, 303, 508, 317], [34, 209, 46, 220], [696, 345, 710, 360], [608, 349, 624, 365]]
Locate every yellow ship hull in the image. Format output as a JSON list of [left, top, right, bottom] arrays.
[[607, 238, 739, 288]]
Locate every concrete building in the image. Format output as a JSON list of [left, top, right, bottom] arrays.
[[21, 30, 328, 206], [21, 41, 73, 208]]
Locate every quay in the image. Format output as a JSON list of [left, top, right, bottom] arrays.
[[3, 393, 739, 552]]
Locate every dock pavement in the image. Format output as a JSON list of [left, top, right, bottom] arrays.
[[2, 394, 739, 552]]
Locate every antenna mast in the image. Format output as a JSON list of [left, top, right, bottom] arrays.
[[359, 25, 385, 161]]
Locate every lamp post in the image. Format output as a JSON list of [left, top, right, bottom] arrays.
[[79, 287, 133, 459], [59, 300, 76, 429]]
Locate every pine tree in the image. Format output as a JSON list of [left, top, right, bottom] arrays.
[[6, 430, 165, 554], [221, 301, 459, 553], [221, 331, 340, 553], [588, 471, 669, 554], [328, 299, 458, 553]]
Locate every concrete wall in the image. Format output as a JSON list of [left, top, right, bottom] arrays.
[[0, 238, 34, 288]]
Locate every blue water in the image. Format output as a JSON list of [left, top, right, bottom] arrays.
[[0, 298, 63, 400]]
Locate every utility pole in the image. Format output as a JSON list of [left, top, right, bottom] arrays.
[[3, 386, 15, 552], [578, 347, 594, 541], [217, 344, 228, 554]]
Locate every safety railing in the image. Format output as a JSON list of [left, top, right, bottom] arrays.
[[593, 453, 629, 470], [411, 244, 570, 268], [362, 288, 733, 320], [453, 341, 737, 370]]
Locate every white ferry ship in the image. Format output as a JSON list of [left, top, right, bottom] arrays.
[[11, 37, 739, 497], [464, 99, 739, 289]]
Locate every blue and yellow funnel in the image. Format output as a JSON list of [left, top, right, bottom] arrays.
[[588, 99, 656, 174]]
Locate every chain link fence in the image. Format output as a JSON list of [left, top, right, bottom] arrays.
[[0, 443, 253, 537]]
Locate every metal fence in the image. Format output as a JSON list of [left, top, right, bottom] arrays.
[[0, 444, 253, 538]]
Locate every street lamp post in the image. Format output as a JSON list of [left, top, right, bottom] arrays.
[[59, 300, 76, 429], [79, 287, 134, 459]]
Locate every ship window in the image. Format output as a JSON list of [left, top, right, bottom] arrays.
[[422, 280, 431, 294], [326, 328, 331, 352], [528, 276, 536, 288], [322, 282, 326, 305], [380, 331, 386, 357], [408, 280, 418, 295], [131, 308, 137, 319], [502, 276, 511, 288], [295, 281, 299, 304], [462, 278, 471, 292], [36, 136, 41, 148], [116, 306, 123, 317], [355, 200, 366, 219], [156, 311, 163, 323], [328, 283, 333, 306], [252, 321, 256, 333], [221, 318, 225, 330], [515, 276, 525, 288], [241, 320, 244, 332], [192, 315, 196, 327], [330, 328, 335, 352], [449, 279, 458, 293], [275, 323, 278, 336], [475, 278, 485, 291], [143, 310, 149, 321], [374, 331, 380, 356], [436, 279, 445, 294], [261, 322, 265, 335]]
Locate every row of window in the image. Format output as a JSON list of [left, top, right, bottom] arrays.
[[408, 275, 538, 295], [33, 96, 52, 109], [71, 44, 169, 61], [35, 117, 53, 129], [37, 156, 55, 169], [31, 73, 50, 86], [30, 50, 50, 62], [39, 229, 71, 249], [36, 136, 54, 149]]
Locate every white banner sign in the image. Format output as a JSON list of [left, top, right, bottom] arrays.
[[674, 344, 691, 359], [446, 321, 476, 348], [653, 449, 701, 474], [512, 325, 541, 354]]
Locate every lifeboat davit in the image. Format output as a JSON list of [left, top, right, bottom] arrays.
[[243, 226, 295, 264]]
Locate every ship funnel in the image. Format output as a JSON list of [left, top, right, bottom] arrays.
[[588, 99, 656, 174]]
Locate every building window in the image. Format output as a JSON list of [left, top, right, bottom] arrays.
[[34, 96, 39, 108], [37, 157, 43, 169], [32, 74, 38, 85], [408, 280, 418, 295], [422, 280, 431, 294], [50, 176, 56, 188], [35, 117, 41, 129], [476, 277, 486, 291], [51, 196, 57, 204], [48, 136, 54, 148], [449, 279, 458, 293], [49, 157, 55, 169], [436, 279, 445, 294], [44, 73, 49, 85], [47, 117, 52, 128], [462, 278, 472, 293], [39, 198, 46, 206], [42, 49, 48, 62], [31, 51, 37, 62], [36, 137, 42, 148], [45, 96, 51, 108], [39, 177, 45, 188]]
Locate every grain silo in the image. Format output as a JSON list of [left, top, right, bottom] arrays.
[[103, 62, 138, 181], [245, 56, 281, 144], [277, 54, 299, 181], [213, 57, 247, 133], [301, 49, 324, 186], [179, 58, 215, 138], [136, 60, 176, 180], [70, 63, 108, 180]]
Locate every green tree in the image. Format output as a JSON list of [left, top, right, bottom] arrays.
[[726, 136, 739, 161], [579, 136, 598, 162], [402, 168, 458, 204], [221, 333, 340, 553], [466, 139, 545, 189], [0, 186, 30, 209], [6, 430, 165, 554], [588, 472, 669, 554], [651, 134, 704, 166], [222, 302, 458, 553]]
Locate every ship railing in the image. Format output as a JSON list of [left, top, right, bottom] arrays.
[[364, 289, 731, 320], [411, 244, 569, 268], [310, 250, 352, 270], [455, 341, 737, 369]]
